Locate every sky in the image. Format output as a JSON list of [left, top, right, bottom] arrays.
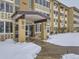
[[59, 0, 79, 8]]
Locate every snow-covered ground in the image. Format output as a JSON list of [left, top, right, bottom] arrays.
[[0, 39, 41, 59], [63, 54, 79, 59], [0, 33, 79, 59], [47, 33, 79, 46], [46, 32, 79, 59]]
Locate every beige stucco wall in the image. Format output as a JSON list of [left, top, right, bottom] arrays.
[[18, 19, 26, 42], [68, 8, 74, 32], [19, 0, 30, 11], [41, 22, 47, 40], [50, 0, 54, 34]]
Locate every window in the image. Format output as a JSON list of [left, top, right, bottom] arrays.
[[29, 0, 33, 9], [15, 24, 18, 31], [15, 6, 20, 11], [15, 0, 20, 5], [5, 13, 7, 19], [7, 14, 11, 19], [45, 1, 47, 7], [54, 3, 58, 9], [54, 11, 58, 17], [6, 2, 14, 13], [35, 23, 41, 32], [10, 23, 13, 33], [45, 1, 49, 7], [11, 34, 13, 38], [40, 0, 42, 4], [0, 2, 4, 11], [1, 13, 4, 19], [15, 34, 18, 38], [46, 26, 50, 33], [6, 3, 9, 12], [0, 22, 4, 33], [65, 15, 67, 17], [61, 7, 64, 11], [38, 0, 40, 4], [35, 0, 49, 7], [47, 2, 50, 7], [35, 0, 38, 3], [41, 0, 43, 5], [10, 5, 13, 13], [54, 27, 58, 33], [5, 22, 10, 33], [55, 19, 58, 22], [43, 0, 45, 6]]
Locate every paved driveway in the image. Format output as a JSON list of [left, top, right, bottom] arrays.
[[32, 40, 79, 59]]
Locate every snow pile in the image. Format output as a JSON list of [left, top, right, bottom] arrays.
[[62, 54, 79, 59], [47, 33, 79, 46], [0, 39, 41, 59]]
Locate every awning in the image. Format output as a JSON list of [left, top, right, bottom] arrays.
[[12, 11, 50, 22]]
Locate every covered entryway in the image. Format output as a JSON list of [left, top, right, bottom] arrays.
[[12, 11, 49, 42]]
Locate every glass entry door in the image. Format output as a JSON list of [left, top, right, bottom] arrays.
[[26, 24, 33, 37]]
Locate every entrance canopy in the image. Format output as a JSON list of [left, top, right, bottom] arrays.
[[12, 11, 50, 22]]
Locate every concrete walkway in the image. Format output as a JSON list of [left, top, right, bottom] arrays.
[[32, 40, 79, 59]]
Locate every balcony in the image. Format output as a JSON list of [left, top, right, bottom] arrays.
[[74, 24, 79, 27], [5, 0, 14, 3], [65, 10, 68, 15], [65, 17, 68, 21], [54, 6, 58, 11], [34, 3, 49, 14], [65, 24, 67, 27], [74, 18, 79, 23], [60, 17, 65, 21], [54, 22, 58, 27], [54, 15, 58, 19], [74, 11, 79, 16], [60, 8, 64, 14], [60, 23, 65, 28]]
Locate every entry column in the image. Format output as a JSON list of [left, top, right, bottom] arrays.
[[18, 19, 26, 42], [41, 22, 47, 40]]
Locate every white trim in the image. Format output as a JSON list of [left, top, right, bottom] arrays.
[[4, 21, 6, 33], [35, 8, 49, 14], [0, 19, 13, 22], [4, 33, 13, 34], [35, 31, 41, 34], [0, 33, 13, 35], [25, 14, 45, 21], [4, 0, 14, 3], [13, 14, 22, 20]]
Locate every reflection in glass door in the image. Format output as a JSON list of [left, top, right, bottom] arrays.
[[26, 24, 33, 37]]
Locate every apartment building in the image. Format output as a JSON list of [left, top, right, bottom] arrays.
[[58, 3, 68, 33], [12, 0, 73, 42], [0, 0, 79, 42], [68, 7, 79, 32], [0, 0, 15, 41], [12, 0, 50, 42], [50, 0, 69, 34]]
